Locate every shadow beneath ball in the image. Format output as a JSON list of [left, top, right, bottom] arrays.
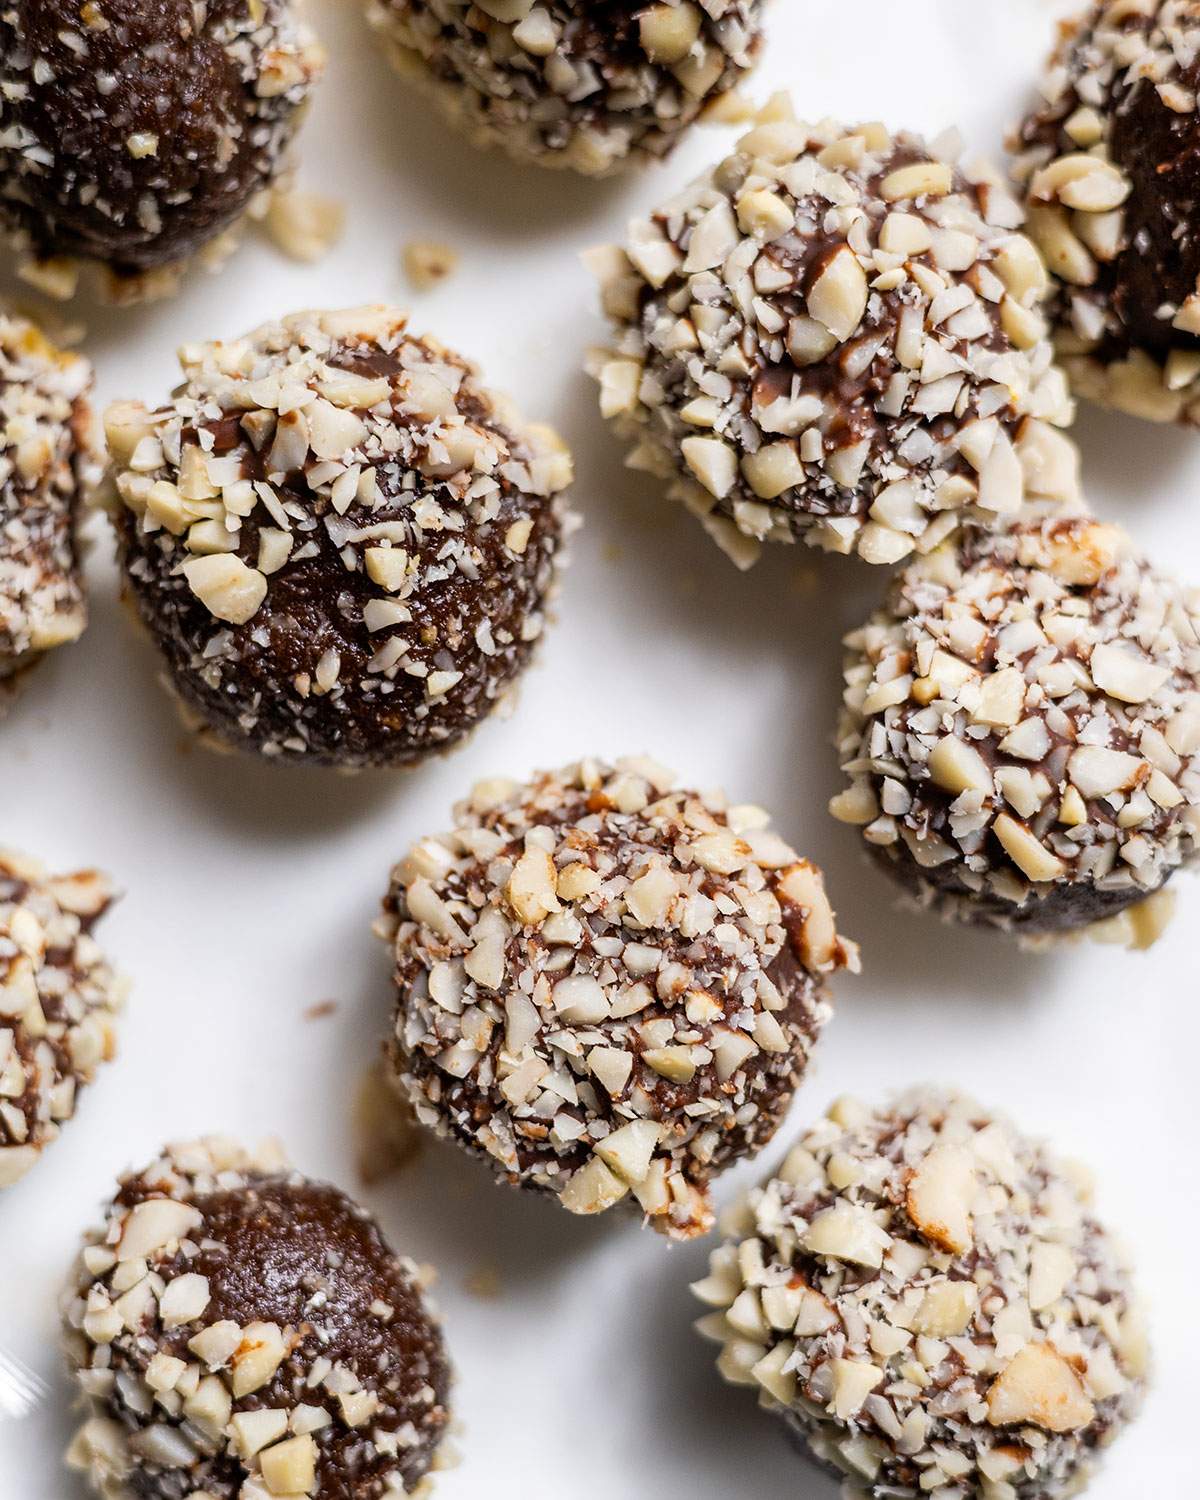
[[627, 1240, 839, 1497], [342, 3, 630, 242], [1073, 400, 1197, 514]]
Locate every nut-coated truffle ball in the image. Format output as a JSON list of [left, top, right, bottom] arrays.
[[0, 0, 324, 300], [694, 1089, 1148, 1499], [0, 313, 94, 701], [380, 757, 858, 1240], [366, 0, 764, 175], [0, 851, 122, 1189], [832, 511, 1200, 944], [107, 306, 572, 769], [63, 1138, 452, 1500], [591, 109, 1079, 569], [1011, 0, 1200, 424]]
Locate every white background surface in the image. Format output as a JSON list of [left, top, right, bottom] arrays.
[[1, 1, 1197, 1495]]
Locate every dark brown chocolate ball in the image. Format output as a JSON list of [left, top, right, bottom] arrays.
[[833, 511, 1200, 946], [1012, 0, 1200, 423], [0, 313, 94, 697], [0, 0, 324, 295], [63, 1140, 451, 1500], [381, 757, 857, 1240], [107, 306, 572, 769]]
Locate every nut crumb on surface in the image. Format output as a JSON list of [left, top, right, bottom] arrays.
[[403, 240, 459, 292], [266, 189, 345, 264], [462, 1265, 501, 1300]]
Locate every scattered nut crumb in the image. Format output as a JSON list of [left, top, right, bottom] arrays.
[[303, 999, 338, 1021], [266, 189, 345, 264], [794, 564, 819, 594], [403, 240, 459, 292], [462, 1264, 502, 1300]]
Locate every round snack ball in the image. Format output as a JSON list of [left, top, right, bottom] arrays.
[[590, 110, 1079, 570], [0, 313, 95, 699], [1011, 0, 1200, 425], [107, 306, 572, 769], [381, 756, 858, 1240], [694, 1089, 1148, 1500], [366, 0, 764, 176], [63, 1138, 452, 1500], [0, 0, 324, 300], [0, 850, 122, 1190], [832, 510, 1200, 944]]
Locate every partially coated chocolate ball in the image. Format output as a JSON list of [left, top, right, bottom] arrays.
[[0, 0, 324, 297], [63, 1139, 451, 1500], [381, 757, 857, 1239], [0, 313, 94, 700], [695, 1089, 1147, 1498], [0, 852, 122, 1189], [832, 511, 1200, 944], [367, 0, 765, 175], [1012, 0, 1200, 423], [593, 110, 1077, 569], [107, 306, 572, 768]]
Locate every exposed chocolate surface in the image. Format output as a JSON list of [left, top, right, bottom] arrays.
[[108, 307, 571, 768], [381, 757, 857, 1239], [63, 1141, 450, 1500], [1107, 68, 1200, 353], [695, 1089, 1148, 1499], [368, 0, 764, 175], [1012, 0, 1200, 423], [0, 0, 323, 293], [0, 314, 94, 695], [592, 111, 1077, 570], [0, 851, 121, 1189], [834, 510, 1200, 946]]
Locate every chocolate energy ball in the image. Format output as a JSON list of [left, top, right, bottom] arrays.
[[0, 313, 94, 699], [1010, 0, 1200, 425], [694, 1089, 1148, 1499], [590, 110, 1079, 569], [832, 510, 1200, 944], [0, 850, 122, 1190], [366, 0, 764, 176], [0, 0, 324, 301], [380, 756, 858, 1240], [63, 1138, 452, 1500], [107, 306, 572, 769]]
